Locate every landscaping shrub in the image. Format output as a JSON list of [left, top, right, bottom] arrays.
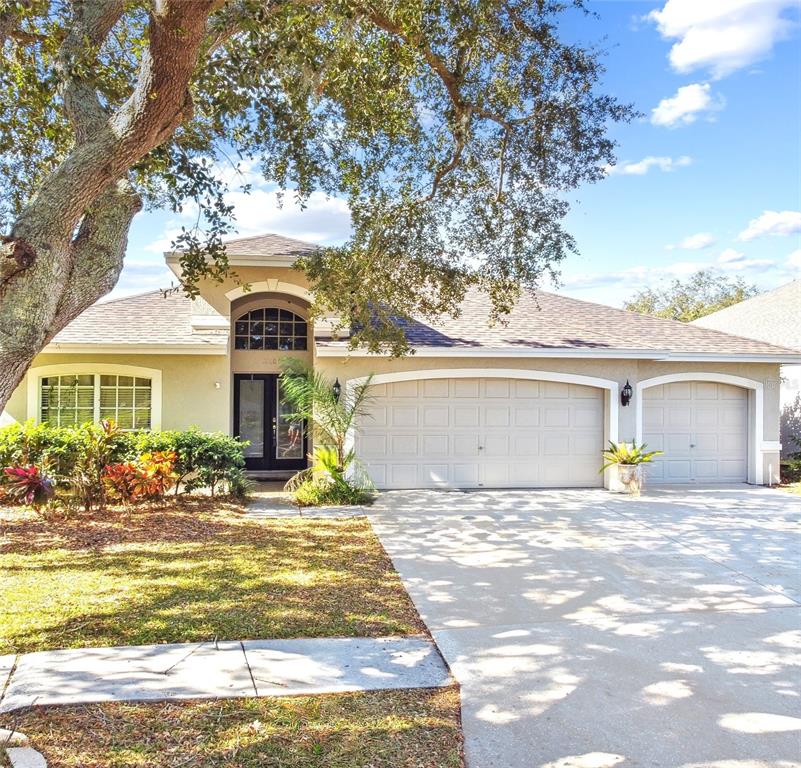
[[103, 451, 179, 502], [1, 465, 55, 509], [0, 421, 247, 506]]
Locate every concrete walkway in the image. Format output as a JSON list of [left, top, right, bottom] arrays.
[[245, 481, 368, 517], [369, 486, 801, 768], [0, 636, 451, 713]]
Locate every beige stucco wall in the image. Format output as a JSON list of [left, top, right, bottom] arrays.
[[315, 355, 782, 484], [3, 353, 230, 433]]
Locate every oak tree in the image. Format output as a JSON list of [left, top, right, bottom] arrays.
[[0, 0, 632, 410], [623, 270, 758, 323]]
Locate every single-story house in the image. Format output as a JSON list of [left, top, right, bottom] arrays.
[[692, 280, 801, 459], [3, 233, 800, 489]]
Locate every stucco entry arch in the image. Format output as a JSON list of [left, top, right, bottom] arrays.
[[346, 368, 620, 489], [225, 280, 313, 304], [635, 372, 764, 485]]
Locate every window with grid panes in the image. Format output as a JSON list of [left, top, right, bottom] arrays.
[[233, 308, 308, 351], [40, 375, 152, 429]]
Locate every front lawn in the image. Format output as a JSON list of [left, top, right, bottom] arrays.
[[6, 688, 464, 768], [0, 498, 425, 654]]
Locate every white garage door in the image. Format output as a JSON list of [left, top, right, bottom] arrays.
[[643, 381, 748, 484], [357, 377, 605, 489]]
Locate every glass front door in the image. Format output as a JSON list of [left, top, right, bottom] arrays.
[[233, 374, 308, 471]]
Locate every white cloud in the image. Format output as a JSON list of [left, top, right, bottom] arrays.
[[651, 83, 725, 128], [605, 155, 692, 176], [787, 249, 801, 269], [223, 189, 351, 243], [738, 210, 801, 241], [717, 248, 744, 263], [648, 0, 798, 79], [667, 232, 717, 251]]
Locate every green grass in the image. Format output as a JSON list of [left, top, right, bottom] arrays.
[[782, 482, 801, 496], [0, 498, 424, 654], [6, 688, 464, 768]]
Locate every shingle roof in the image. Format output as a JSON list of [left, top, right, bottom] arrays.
[[47, 282, 800, 360], [220, 233, 319, 258], [318, 288, 801, 358], [48, 290, 227, 350], [691, 280, 801, 352]]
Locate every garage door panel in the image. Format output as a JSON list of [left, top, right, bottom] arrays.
[[543, 434, 570, 455], [695, 382, 719, 399], [643, 405, 665, 429], [667, 382, 692, 399], [573, 434, 601, 455], [453, 463, 479, 485], [644, 382, 747, 485], [361, 435, 387, 456], [454, 406, 480, 427], [453, 379, 480, 397], [391, 380, 418, 398], [484, 434, 510, 456], [485, 406, 511, 427], [391, 406, 418, 427], [390, 434, 418, 455], [422, 379, 449, 397], [424, 464, 450, 485], [668, 409, 692, 428], [694, 407, 720, 427], [421, 405, 449, 427], [369, 406, 388, 427], [515, 407, 540, 426], [544, 407, 570, 427], [514, 434, 540, 456], [544, 381, 570, 398], [390, 464, 418, 486], [422, 434, 449, 455], [575, 406, 603, 428], [485, 379, 510, 398], [358, 376, 604, 489], [514, 380, 540, 397]]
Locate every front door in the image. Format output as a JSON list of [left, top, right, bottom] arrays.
[[233, 374, 307, 471]]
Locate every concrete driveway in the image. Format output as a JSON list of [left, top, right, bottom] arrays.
[[368, 486, 801, 768]]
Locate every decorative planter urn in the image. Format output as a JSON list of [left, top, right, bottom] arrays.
[[617, 464, 643, 495]]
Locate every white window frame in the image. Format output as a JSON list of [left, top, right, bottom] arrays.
[[27, 363, 162, 430]]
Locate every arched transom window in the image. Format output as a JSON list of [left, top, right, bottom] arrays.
[[234, 308, 308, 351]]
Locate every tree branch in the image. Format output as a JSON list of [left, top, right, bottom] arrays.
[[49, 179, 143, 337], [56, 0, 127, 143]]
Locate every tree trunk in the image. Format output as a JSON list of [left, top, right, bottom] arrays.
[[0, 0, 221, 414]]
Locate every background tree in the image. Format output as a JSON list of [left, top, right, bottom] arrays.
[[0, 0, 633, 411], [623, 270, 759, 323]]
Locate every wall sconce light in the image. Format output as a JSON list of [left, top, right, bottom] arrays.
[[621, 380, 633, 407], [214, 381, 221, 390], [332, 378, 342, 402]]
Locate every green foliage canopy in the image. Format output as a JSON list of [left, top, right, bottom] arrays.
[[623, 270, 759, 323], [0, 0, 633, 355]]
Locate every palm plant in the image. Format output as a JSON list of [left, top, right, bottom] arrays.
[[279, 360, 374, 477], [600, 441, 663, 472]]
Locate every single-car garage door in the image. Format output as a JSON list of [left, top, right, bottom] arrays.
[[357, 377, 605, 489], [643, 381, 748, 484]]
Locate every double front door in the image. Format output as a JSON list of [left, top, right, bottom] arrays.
[[233, 374, 307, 471]]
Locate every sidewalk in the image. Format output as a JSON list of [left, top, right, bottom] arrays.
[[0, 636, 452, 713], [245, 481, 370, 518]]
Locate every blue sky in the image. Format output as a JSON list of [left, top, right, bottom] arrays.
[[114, 0, 801, 307]]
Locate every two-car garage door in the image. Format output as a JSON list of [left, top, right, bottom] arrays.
[[357, 377, 605, 489]]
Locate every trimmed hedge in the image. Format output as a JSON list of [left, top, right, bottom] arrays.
[[0, 421, 248, 500]]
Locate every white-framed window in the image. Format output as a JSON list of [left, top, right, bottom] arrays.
[[40, 374, 152, 429], [27, 364, 163, 430]]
